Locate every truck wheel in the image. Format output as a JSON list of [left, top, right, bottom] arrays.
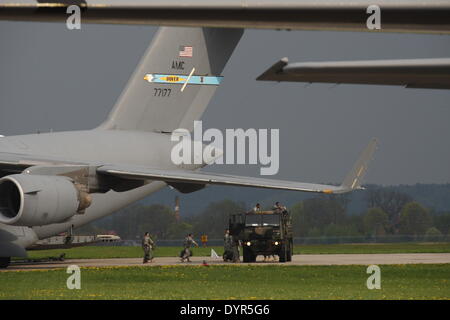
[[286, 245, 292, 262], [287, 243, 292, 262], [243, 247, 253, 263], [279, 245, 287, 263], [0, 257, 11, 269]]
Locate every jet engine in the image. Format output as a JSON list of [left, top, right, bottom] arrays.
[[0, 174, 92, 226]]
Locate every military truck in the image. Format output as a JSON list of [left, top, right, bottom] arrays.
[[229, 210, 293, 263]]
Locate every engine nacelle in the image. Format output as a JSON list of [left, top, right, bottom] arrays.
[[0, 174, 91, 227]]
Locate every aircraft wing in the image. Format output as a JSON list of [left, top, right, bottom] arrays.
[[0, 138, 377, 194], [0, 152, 51, 174], [98, 165, 345, 194], [1, 0, 449, 34], [0, 151, 85, 168], [0, 151, 93, 178], [256, 57, 450, 90], [97, 138, 378, 194]]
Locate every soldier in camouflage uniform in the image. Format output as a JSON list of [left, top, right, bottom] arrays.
[[223, 229, 233, 262], [231, 236, 240, 263], [142, 232, 154, 263], [180, 233, 198, 263]]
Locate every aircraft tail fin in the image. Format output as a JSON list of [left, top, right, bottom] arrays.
[[99, 27, 243, 133], [340, 138, 378, 192]]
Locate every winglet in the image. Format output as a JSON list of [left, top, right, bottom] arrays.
[[340, 138, 378, 192]]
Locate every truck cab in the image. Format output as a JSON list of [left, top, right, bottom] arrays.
[[229, 210, 293, 263]]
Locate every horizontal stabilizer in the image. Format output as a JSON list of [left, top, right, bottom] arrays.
[[1, 0, 450, 34], [257, 58, 450, 90]]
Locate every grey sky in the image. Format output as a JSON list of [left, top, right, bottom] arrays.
[[1, 22, 449, 185]]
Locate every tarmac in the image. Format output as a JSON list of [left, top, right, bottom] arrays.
[[3, 253, 450, 271]]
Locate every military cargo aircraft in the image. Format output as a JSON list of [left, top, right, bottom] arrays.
[[0, 25, 378, 268], [4, 0, 447, 267]]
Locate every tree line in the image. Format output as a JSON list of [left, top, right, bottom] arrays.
[[78, 187, 450, 241]]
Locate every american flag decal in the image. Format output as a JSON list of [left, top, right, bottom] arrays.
[[179, 46, 193, 58]]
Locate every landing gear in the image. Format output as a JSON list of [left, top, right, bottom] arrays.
[[0, 257, 11, 268]]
